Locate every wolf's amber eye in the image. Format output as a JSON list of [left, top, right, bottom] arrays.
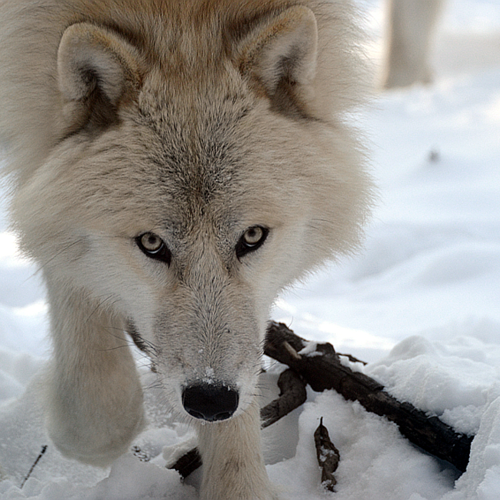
[[236, 226, 269, 260], [141, 233, 162, 252], [136, 232, 171, 265]]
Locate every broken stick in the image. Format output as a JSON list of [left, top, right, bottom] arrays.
[[20, 445, 47, 489]]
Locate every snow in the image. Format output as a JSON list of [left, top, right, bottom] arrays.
[[1, 0, 500, 498]]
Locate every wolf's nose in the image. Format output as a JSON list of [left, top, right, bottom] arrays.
[[182, 383, 239, 422]]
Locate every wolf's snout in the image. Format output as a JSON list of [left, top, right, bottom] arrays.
[[182, 383, 239, 422]]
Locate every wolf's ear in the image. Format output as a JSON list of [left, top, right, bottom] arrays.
[[237, 6, 318, 117], [57, 23, 141, 131]]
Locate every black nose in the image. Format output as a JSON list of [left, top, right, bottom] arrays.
[[182, 383, 239, 422]]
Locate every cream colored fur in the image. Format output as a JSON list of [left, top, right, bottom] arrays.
[[0, 1, 373, 498], [382, 0, 445, 89]]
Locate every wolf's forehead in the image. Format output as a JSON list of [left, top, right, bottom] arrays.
[[139, 109, 245, 196], [134, 77, 255, 184], [138, 69, 253, 136]]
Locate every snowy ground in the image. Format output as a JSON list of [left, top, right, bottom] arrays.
[[1, 0, 500, 498]]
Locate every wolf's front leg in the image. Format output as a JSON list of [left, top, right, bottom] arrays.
[[44, 284, 145, 466], [197, 398, 278, 500]]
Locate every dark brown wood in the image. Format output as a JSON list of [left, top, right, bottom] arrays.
[[265, 321, 473, 473], [261, 368, 307, 428], [170, 447, 202, 479], [314, 417, 340, 492]]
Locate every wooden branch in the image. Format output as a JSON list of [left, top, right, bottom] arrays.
[[169, 367, 307, 478], [265, 321, 473, 473], [261, 368, 307, 427]]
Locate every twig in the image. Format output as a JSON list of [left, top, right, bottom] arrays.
[[20, 445, 47, 488], [338, 352, 367, 366], [261, 368, 307, 427]]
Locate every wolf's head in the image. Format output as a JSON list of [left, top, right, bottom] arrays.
[[12, 2, 372, 423]]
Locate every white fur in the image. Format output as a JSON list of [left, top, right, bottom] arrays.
[[0, 1, 373, 498]]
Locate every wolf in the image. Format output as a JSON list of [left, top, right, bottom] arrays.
[[0, 0, 372, 498]]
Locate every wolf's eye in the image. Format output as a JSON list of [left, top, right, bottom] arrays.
[[136, 232, 171, 265], [236, 226, 269, 260]]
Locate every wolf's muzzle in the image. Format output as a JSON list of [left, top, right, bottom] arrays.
[[182, 383, 239, 422]]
